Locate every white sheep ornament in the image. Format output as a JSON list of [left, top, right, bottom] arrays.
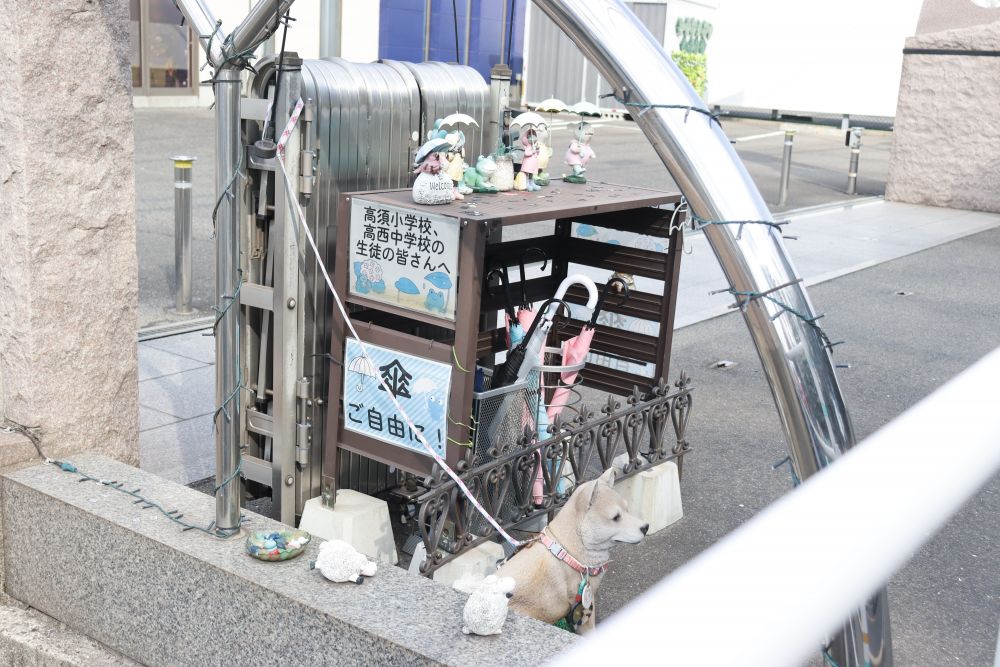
[[461, 574, 516, 636], [310, 539, 378, 584]]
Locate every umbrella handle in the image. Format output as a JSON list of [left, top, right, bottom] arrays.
[[551, 274, 599, 313], [588, 276, 631, 329], [486, 267, 518, 320], [518, 247, 549, 309]]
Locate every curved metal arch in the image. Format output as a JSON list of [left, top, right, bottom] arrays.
[[530, 1, 891, 665]]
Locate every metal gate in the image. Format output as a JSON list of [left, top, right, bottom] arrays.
[[524, 1, 667, 109], [240, 56, 489, 523]]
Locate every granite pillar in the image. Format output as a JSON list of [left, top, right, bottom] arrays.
[[886, 22, 1000, 213], [0, 0, 139, 465]]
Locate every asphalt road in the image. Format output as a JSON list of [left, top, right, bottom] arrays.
[[596, 226, 1000, 666], [134, 109, 891, 329]]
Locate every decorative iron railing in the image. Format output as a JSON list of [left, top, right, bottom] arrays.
[[414, 373, 693, 574]]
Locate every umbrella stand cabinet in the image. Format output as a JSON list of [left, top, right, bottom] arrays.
[[323, 182, 694, 573]]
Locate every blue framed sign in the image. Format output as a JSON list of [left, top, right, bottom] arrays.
[[343, 337, 451, 457]]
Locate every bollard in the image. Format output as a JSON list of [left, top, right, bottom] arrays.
[[845, 127, 863, 195], [171, 155, 196, 314], [777, 129, 795, 207]]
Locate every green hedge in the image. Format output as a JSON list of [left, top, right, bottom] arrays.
[[671, 51, 707, 98]]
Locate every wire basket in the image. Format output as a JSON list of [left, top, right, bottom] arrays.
[[471, 369, 540, 467], [466, 346, 587, 536]]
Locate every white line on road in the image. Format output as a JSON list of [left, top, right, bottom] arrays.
[[730, 130, 785, 143]]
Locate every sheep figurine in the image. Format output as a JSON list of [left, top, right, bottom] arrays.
[[461, 574, 516, 636], [311, 539, 378, 584]]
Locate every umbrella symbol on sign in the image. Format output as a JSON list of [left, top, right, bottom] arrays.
[[395, 277, 420, 303], [347, 355, 377, 392]]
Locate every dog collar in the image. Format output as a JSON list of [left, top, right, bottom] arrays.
[[539, 530, 608, 577]]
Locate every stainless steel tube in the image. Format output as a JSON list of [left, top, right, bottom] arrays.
[[777, 130, 794, 207], [172, 0, 225, 67], [229, 0, 297, 56], [531, 1, 891, 665], [171, 155, 196, 315], [214, 72, 243, 533]]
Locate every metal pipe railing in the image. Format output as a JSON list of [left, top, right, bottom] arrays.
[[550, 346, 1000, 666], [531, 1, 889, 663], [229, 0, 297, 56], [173, 0, 298, 533]]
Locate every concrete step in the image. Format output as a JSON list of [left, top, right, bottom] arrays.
[[1, 455, 573, 666]]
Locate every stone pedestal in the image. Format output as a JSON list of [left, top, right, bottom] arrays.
[[432, 541, 506, 588], [0, 0, 139, 466], [616, 461, 683, 535], [299, 492, 399, 564], [887, 22, 1000, 213]]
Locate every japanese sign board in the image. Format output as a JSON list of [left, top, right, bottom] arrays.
[[349, 198, 460, 321], [343, 337, 451, 457]]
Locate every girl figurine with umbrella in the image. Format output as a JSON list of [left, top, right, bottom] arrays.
[[564, 121, 596, 184], [519, 128, 542, 192]]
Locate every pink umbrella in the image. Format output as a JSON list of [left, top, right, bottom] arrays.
[[546, 277, 630, 422], [513, 247, 548, 358]]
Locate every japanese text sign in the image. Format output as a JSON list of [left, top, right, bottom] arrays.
[[349, 199, 460, 321], [343, 338, 451, 457]]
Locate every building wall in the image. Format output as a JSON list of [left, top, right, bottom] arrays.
[[378, 0, 525, 84], [707, 0, 923, 116]]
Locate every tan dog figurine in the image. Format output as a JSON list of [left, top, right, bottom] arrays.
[[499, 469, 648, 633]]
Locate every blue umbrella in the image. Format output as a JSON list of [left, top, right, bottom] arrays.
[[576, 224, 598, 238], [395, 277, 420, 302], [424, 271, 453, 311]]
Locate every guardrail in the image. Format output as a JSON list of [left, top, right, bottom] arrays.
[[550, 346, 1000, 666]]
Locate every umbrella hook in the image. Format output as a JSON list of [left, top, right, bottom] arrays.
[[486, 266, 518, 321], [518, 247, 549, 309], [522, 297, 572, 342], [588, 277, 631, 329]]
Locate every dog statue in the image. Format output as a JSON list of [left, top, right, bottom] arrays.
[[499, 469, 648, 633]]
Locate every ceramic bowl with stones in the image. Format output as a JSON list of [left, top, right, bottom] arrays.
[[246, 529, 311, 561]]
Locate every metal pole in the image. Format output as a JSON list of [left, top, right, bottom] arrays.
[[214, 71, 243, 533], [846, 127, 863, 195], [319, 0, 341, 58], [171, 156, 196, 315], [777, 130, 794, 207], [530, 2, 890, 665]]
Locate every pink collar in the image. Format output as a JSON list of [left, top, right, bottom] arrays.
[[539, 530, 609, 577]]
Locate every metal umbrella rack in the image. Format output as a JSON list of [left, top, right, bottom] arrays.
[[324, 187, 692, 571], [172, 0, 889, 663]]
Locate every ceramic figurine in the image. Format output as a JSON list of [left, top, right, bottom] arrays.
[[311, 539, 378, 584], [491, 153, 515, 191], [444, 130, 472, 200], [519, 128, 542, 191], [463, 155, 498, 193], [564, 121, 596, 184], [534, 125, 553, 186], [461, 575, 516, 636], [412, 138, 454, 205]]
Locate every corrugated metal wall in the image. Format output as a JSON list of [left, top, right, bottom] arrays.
[[525, 2, 666, 108], [249, 58, 489, 505]]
